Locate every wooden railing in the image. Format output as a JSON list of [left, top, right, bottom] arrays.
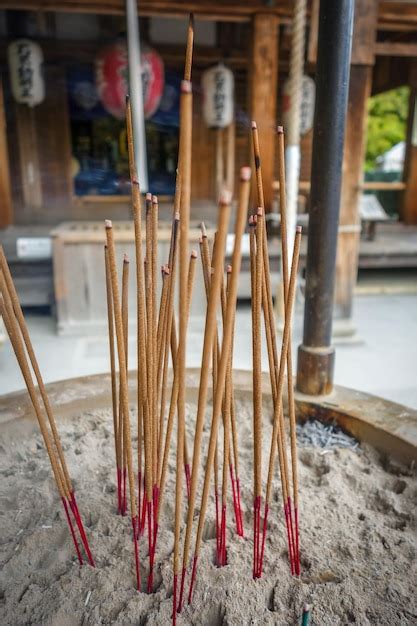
[[272, 180, 406, 192]]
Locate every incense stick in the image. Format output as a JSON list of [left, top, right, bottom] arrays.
[[156, 249, 196, 525], [0, 265, 93, 566], [187, 167, 251, 605], [198, 231, 222, 555], [149, 250, 197, 593], [178, 190, 232, 612], [198, 230, 230, 561], [156, 213, 180, 486], [253, 208, 264, 578], [156, 265, 171, 477], [126, 96, 149, 533], [150, 195, 159, 551], [0, 249, 72, 494], [260, 227, 302, 577], [184, 13, 194, 83], [105, 221, 140, 590], [277, 125, 301, 575], [119, 254, 130, 516], [226, 265, 244, 536], [173, 77, 193, 625], [301, 604, 311, 626], [251, 122, 296, 576], [104, 245, 120, 513]]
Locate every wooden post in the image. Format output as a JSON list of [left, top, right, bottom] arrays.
[[0, 79, 13, 228], [402, 63, 417, 225], [249, 13, 278, 213], [334, 0, 378, 326]]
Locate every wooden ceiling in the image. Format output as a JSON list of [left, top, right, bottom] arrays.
[[0, 0, 416, 30], [0, 1, 292, 20]]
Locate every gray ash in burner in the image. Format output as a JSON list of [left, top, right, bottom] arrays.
[[296, 419, 359, 451]]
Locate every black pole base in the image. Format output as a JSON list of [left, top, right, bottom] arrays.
[[296, 344, 335, 396]]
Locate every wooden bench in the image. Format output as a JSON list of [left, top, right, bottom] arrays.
[[359, 194, 392, 241]]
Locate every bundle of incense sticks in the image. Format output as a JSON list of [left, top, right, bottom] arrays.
[[0, 246, 94, 567], [250, 122, 302, 578], [102, 17, 198, 597], [197, 227, 244, 567], [100, 12, 304, 621]]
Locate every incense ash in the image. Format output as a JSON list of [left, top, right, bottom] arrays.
[[0, 399, 416, 625]]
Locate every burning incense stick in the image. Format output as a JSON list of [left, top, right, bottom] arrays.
[[105, 221, 140, 590], [277, 126, 301, 575], [187, 168, 251, 605], [178, 190, 232, 612], [104, 245, 120, 513]]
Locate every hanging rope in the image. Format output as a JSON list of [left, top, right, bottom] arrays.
[[276, 0, 308, 322], [287, 0, 307, 148]]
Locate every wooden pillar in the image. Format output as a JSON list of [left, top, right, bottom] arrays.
[[249, 13, 278, 212], [334, 0, 378, 325], [15, 104, 43, 216], [402, 64, 417, 225], [0, 79, 13, 228]]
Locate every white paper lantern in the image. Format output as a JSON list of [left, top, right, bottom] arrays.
[[8, 39, 45, 107], [201, 63, 234, 129], [283, 75, 315, 136]]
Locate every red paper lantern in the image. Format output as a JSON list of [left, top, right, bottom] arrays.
[[95, 42, 164, 120]]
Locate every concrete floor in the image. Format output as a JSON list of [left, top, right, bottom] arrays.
[[0, 293, 416, 409]]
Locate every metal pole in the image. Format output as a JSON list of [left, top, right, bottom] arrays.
[[126, 0, 148, 191], [296, 0, 354, 395]]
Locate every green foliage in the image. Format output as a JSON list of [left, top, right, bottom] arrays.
[[365, 86, 409, 171]]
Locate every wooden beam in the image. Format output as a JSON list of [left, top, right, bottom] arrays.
[[0, 0, 290, 20], [0, 79, 13, 228], [307, 0, 319, 64], [375, 41, 417, 57], [249, 13, 279, 212], [0, 39, 247, 69], [351, 0, 378, 65], [273, 180, 407, 191]]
